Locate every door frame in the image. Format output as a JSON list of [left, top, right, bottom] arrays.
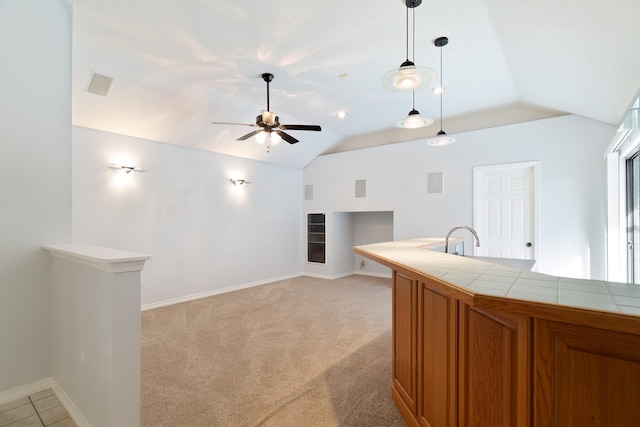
[[473, 161, 540, 263]]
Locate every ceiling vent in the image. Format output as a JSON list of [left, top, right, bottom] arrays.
[[86, 72, 113, 96]]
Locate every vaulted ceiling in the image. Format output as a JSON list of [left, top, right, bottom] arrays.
[[72, 0, 640, 168]]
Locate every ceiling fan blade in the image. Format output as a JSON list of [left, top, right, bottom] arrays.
[[280, 124, 322, 131], [211, 121, 257, 127], [237, 130, 263, 141], [277, 130, 299, 144]]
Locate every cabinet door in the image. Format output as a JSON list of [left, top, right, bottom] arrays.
[[534, 319, 640, 427], [392, 272, 418, 416], [458, 304, 531, 427], [417, 280, 457, 427]]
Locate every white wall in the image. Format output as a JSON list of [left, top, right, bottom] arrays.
[[72, 126, 303, 306], [331, 212, 355, 276], [0, 0, 71, 392], [304, 115, 614, 280], [353, 211, 393, 276]]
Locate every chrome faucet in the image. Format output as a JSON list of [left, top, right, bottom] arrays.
[[445, 225, 480, 254]]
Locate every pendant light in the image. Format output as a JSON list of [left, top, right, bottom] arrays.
[[429, 36, 455, 146], [382, 0, 436, 92], [397, 91, 434, 129]]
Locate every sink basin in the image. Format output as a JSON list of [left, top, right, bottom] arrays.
[[462, 255, 536, 270]]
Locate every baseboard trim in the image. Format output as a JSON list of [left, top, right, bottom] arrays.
[[354, 270, 392, 279], [141, 273, 303, 311], [141, 271, 392, 311], [303, 271, 391, 280], [51, 382, 91, 427], [0, 378, 55, 405], [0, 378, 90, 427]]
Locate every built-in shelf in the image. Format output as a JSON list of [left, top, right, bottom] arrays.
[[307, 213, 325, 263]]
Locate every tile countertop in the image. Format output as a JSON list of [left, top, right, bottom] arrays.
[[354, 238, 640, 317]]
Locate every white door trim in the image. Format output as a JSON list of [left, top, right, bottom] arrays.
[[473, 161, 540, 263]]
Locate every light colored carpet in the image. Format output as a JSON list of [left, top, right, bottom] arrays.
[[141, 275, 407, 426]]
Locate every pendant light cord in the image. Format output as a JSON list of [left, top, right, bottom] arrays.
[[412, 7, 416, 63], [439, 44, 443, 131], [405, 5, 409, 60]]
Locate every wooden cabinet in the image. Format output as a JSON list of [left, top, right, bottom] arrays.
[[392, 274, 531, 427], [392, 272, 417, 418], [355, 242, 640, 427], [417, 281, 457, 427], [534, 319, 640, 427], [390, 269, 640, 427], [458, 304, 531, 427]]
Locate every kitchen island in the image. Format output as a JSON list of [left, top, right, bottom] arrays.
[[354, 238, 640, 427]]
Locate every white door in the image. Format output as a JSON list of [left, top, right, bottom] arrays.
[[473, 162, 537, 260]]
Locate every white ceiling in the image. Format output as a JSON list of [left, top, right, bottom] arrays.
[[72, 0, 640, 168]]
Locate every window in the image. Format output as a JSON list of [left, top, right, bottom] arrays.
[[607, 90, 640, 283], [627, 150, 640, 283]]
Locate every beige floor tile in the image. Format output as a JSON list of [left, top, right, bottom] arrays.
[[27, 390, 53, 402], [0, 398, 30, 414], [0, 404, 37, 427], [39, 406, 68, 427], [4, 414, 42, 427], [48, 418, 75, 427], [31, 397, 59, 415]]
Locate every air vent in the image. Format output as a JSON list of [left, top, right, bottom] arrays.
[[427, 172, 444, 194], [304, 184, 314, 201], [86, 72, 113, 96], [355, 179, 366, 198]]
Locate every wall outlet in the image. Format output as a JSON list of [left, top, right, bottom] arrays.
[[267, 257, 272, 265], [360, 259, 366, 269]]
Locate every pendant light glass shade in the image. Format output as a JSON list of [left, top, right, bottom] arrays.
[[382, 61, 436, 91], [382, 0, 436, 92], [428, 130, 455, 146], [397, 109, 434, 129], [397, 91, 433, 129]]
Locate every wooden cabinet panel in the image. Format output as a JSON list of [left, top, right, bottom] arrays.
[[535, 319, 640, 427], [392, 272, 417, 415], [458, 304, 531, 427], [417, 281, 457, 427]]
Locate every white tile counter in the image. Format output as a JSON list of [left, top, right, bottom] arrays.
[[354, 237, 640, 317]]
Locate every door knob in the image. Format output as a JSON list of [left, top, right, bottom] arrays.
[[525, 242, 532, 247]]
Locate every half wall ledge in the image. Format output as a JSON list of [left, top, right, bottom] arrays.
[[43, 243, 150, 273]]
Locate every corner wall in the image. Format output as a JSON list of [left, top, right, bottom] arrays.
[[304, 115, 613, 280], [0, 0, 72, 391]]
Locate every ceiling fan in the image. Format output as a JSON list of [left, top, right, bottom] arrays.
[[211, 73, 321, 146]]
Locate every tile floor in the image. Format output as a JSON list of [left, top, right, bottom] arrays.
[[0, 389, 76, 427]]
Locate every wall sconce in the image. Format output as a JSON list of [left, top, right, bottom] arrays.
[[109, 164, 145, 174], [230, 178, 251, 187]]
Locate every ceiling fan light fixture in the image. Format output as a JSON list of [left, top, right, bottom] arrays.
[[270, 131, 282, 145], [397, 109, 433, 129], [261, 110, 276, 126], [255, 130, 267, 145]]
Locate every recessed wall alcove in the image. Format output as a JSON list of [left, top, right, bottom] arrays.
[[331, 211, 393, 277]]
